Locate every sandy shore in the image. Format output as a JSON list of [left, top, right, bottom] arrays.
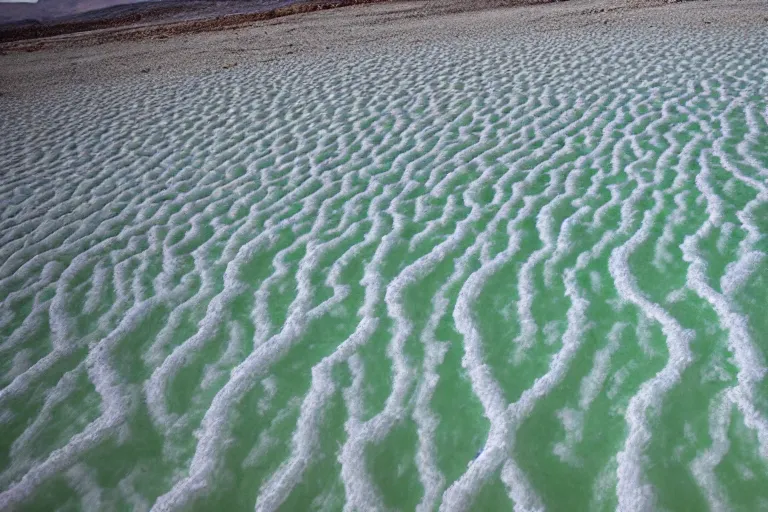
[[0, 0, 397, 42], [0, 0, 766, 100]]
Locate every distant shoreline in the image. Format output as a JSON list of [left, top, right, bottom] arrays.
[[0, 0, 572, 46], [0, 0, 393, 44]]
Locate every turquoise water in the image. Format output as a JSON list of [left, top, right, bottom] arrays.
[[1, 21, 767, 511]]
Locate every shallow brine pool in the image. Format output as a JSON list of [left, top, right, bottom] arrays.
[[1, 12, 767, 511]]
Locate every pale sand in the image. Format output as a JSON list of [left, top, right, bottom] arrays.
[[0, 0, 766, 100]]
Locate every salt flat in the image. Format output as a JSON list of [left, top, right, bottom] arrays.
[[1, 0, 767, 510]]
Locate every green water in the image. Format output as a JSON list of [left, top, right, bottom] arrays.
[[0, 17, 767, 512]]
